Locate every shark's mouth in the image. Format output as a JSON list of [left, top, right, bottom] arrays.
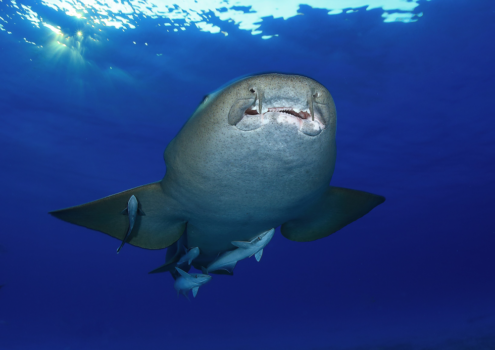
[[236, 103, 326, 136], [245, 106, 312, 119]]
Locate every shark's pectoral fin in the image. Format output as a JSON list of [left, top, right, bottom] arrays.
[[192, 287, 199, 298], [50, 182, 186, 250], [281, 186, 385, 242], [255, 249, 263, 262]]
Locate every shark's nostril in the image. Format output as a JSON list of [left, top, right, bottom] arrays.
[[245, 107, 259, 115]]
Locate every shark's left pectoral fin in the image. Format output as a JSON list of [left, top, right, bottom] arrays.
[[192, 287, 199, 298], [281, 186, 385, 242], [254, 249, 263, 262], [50, 182, 186, 250]]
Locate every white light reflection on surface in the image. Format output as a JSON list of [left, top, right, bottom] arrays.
[[4, 0, 426, 37], [0, 0, 429, 64]]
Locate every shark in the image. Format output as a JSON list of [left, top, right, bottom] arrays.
[[174, 267, 212, 298], [202, 228, 274, 275], [50, 73, 385, 274]]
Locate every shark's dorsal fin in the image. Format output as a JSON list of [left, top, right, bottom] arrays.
[[192, 287, 199, 298], [281, 186, 385, 242], [255, 249, 263, 262], [231, 241, 252, 249], [50, 182, 186, 249]]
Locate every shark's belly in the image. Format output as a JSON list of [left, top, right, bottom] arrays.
[[164, 120, 336, 256], [175, 168, 329, 256]]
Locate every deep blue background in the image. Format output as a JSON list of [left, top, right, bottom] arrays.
[[1, 0, 494, 349]]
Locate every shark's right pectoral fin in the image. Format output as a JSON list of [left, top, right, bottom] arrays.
[[50, 182, 186, 250], [281, 186, 385, 242], [192, 287, 199, 298]]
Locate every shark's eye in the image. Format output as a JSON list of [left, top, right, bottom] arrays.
[[313, 92, 320, 98], [249, 88, 256, 93]]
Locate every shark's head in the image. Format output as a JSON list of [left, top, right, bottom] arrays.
[[164, 73, 337, 230], [194, 73, 335, 137]]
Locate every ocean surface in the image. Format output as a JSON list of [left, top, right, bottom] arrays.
[[1, 0, 494, 349]]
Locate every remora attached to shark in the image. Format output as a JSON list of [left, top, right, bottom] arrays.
[[178, 247, 200, 265], [117, 195, 143, 253], [50, 73, 385, 273], [174, 267, 212, 298], [202, 228, 274, 275]]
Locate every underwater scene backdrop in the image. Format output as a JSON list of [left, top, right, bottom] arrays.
[[0, 0, 494, 349]]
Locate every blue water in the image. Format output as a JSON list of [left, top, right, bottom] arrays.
[[1, 1, 495, 349]]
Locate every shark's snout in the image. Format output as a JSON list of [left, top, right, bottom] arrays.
[[227, 75, 333, 137]]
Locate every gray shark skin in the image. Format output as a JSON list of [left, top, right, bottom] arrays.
[[50, 73, 385, 269], [174, 267, 212, 298], [203, 228, 274, 274], [178, 247, 200, 265]]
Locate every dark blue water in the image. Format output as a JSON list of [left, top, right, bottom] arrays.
[[1, 1, 494, 349]]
